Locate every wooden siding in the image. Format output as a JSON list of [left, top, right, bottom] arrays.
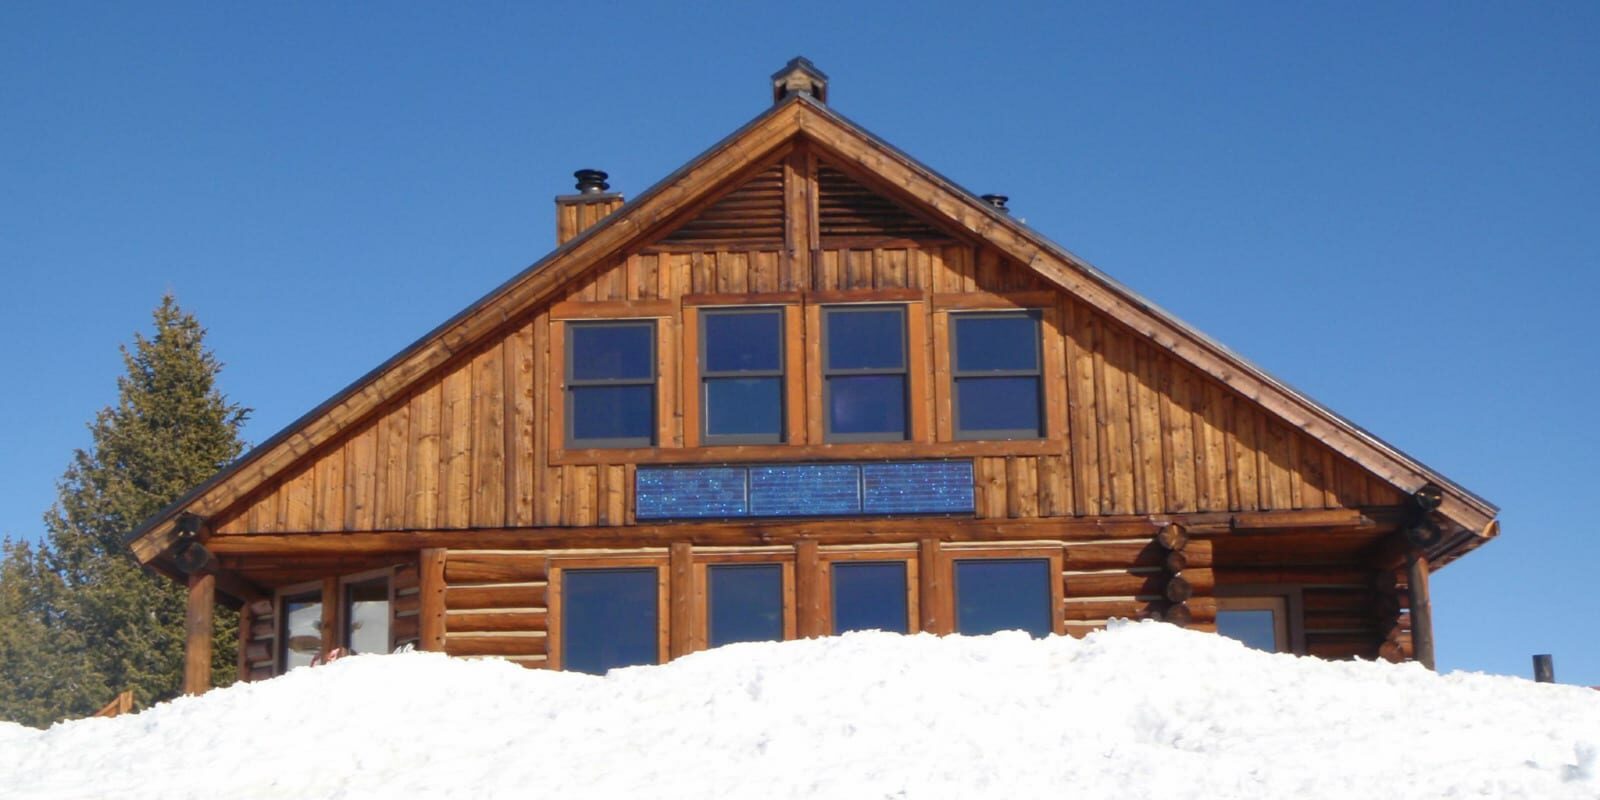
[[212, 239, 1401, 536]]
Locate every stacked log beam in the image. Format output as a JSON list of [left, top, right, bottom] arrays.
[[440, 551, 550, 667]]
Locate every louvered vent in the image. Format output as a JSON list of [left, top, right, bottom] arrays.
[[660, 164, 785, 247], [818, 164, 945, 241]]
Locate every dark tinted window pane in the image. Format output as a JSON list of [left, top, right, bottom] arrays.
[[954, 559, 1052, 638], [828, 375, 906, 436], [826, 309, 905, 370], [1218, 610, 1279, 652], [705, 377, 782, 438], [280, 593, 322, 671], [564, 568, 658, 674], [832, 562, 909, 634], [344, 579, 390, 655], [708, 564, 784, 647], [956, 376, 1042, 436], [571, 324, 653, 381], [704, 311, 781, 373], [570, 385, 654, 444], [954, 315, 1039, 373]]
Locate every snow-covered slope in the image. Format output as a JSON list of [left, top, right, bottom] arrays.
[[3, 622, 1597, 799]]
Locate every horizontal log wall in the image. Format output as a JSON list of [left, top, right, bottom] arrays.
[[420, 527, 1240, 669], [440, 551, 549, 667]]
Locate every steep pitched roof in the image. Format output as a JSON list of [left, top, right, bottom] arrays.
[[127, 94, 1498, 569]]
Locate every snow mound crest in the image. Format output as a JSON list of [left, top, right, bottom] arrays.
[[3, 621, 1597, 799]]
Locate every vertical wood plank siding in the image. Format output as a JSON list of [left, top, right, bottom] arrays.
[[210, 204, 1400, 536]]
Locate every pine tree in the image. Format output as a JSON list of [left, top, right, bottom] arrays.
[[0, 295, 249, 724]]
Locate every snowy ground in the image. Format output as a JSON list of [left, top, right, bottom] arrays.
[[2, 621, 1597, 799]]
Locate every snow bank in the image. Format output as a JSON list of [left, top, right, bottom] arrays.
[[3, 622, 1597, 799]]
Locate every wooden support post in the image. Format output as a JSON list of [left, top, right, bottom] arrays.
[[1407, 550, 1435, 670], [320, 576, 339, 657], [918, 538, 946, 634], [795, 539, 826, 638], [669, 542, 694, 658], [236, 600, 253, 683], [183, 572, 215, 695], [419, 548, 447, 652]]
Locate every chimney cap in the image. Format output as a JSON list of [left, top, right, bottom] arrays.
[[574, 169, 610, 194], [980, 194, 1010, 213], [772, 56, 829, 105]]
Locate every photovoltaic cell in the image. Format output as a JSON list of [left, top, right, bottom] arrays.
[[634, 466, 747, 520], [635, 461, 976, 521], [861, 461, 975, 514], [749, 463, 860, 516]]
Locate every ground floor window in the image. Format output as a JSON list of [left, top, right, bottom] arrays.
[[831, 561, 910, 634], [562, 567, 661, 674], [707, 563, 785, 647], [1216, 596, 1290, 653], [342, 576, 391, 656], [952, 558, 1054, 638], [279, 588, 322, 671]]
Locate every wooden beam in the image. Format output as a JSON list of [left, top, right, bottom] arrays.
[[918, 538, 946, 635], [236, 600, 253, 683], [419, 549, 447, 652], [204, 508, 1399, 558], [794, 539, 825, 638], [183, 572, 215, 695], [1407, 550, 1435, 670], [669, 542, 693, 658]]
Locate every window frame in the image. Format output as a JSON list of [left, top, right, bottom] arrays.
[[563, 319, 659, 449], [940, 544, 1064, 637], [1215, 585, 1306, 655], [690, 550, 796, 650], [822, 548, 921, 635], [948, 309, 1045, 441], [698, 306, 786, 446], [821, 304, 911, 443], [339, 568, 394, 656], [275, 580, 325, 674], [547, 555, 670, 672]]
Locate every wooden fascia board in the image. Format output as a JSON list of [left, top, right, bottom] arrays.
[[127, 101, 810, 564], [790, 101, 1497, 536]]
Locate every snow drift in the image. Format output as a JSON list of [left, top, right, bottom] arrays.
[[3, 621, 1597, 799]]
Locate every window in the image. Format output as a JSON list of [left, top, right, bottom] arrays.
[[953, 558, 1052, 638], [951, 311, 1043, 439], [563, 567, 660, 674], [279, 589, 322, 671], [1217, 596, 1290, 653], [701, 308, 784, 444], [707, 564, 785, 647], [823, 306, 908, 441], [343, 577, 390, 655], [566, 321, 656, 447], [831, 561, 909, 634]]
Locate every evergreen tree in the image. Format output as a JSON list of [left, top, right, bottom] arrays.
[[0, 295, 249, 725]]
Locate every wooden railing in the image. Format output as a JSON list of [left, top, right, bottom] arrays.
[[92, 690, 135, 719]]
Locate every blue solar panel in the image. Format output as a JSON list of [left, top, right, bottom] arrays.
[[750, 463, 860, 516], [634, 466, 747, 520], [635, 460, 975, 521], [862, 461, 975, 514]]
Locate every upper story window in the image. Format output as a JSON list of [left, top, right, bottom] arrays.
[[701, 308, 784, 444], [950, 311, 1043, 440], [823, 305, 908, 442], [567, 321, 656, 448]]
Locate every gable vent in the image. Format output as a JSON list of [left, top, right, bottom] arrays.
[[818, 163, 945, 242], [660, 163, 785, 248]]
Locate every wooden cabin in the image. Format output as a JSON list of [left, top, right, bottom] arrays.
[[126, 59, 1499, 692]]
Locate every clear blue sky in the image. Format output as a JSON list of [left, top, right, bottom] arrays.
[[3, 3, 1596, 683]]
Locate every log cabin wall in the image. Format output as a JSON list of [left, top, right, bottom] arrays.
[[200, 144, 1416, 667]]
